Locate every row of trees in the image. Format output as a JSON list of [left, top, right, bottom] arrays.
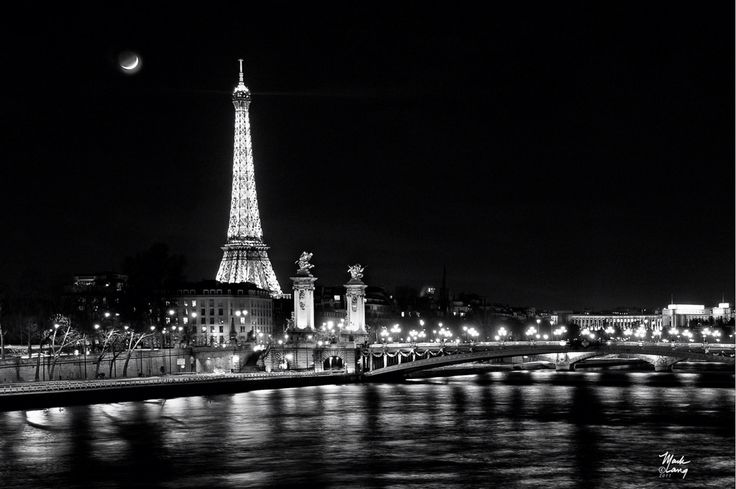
[[0, 244, 187, 376]]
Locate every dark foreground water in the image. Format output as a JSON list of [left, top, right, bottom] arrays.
[[0, 371, 733, 489]]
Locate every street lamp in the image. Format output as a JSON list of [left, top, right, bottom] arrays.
[[380, 329, 389, 344]]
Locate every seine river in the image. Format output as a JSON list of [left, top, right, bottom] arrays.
[[0, 371, 733, 488]]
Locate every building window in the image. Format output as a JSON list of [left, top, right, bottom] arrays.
[[219, 336, 224, 343], [218, 308, 223, 316], [210, 326, 215, 333], [240, 326, 246, 333], [209, 317, 214, 325], [209, 308, 214, 316], [201, 308, 205, 316], [191, 300, 197, 307], [219, 325, 224, 333], [203, 290, 208, 295], [200, 317, 205, 325], [237, 289, 243, 295]]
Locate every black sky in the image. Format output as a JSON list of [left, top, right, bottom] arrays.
[[1, 3, 733, 310]]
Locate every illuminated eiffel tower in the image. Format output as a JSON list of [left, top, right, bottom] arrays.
[[215, 60, 283, 297]]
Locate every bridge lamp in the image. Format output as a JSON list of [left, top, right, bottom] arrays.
[[94, 324, 100, 330], [494, 335, 500, 341], [104, 312, 111, 318], [278, 340, 283, 345], [535, 334, 541, 339], [419, 319, 425, 326], [543, 334, 548, 340]]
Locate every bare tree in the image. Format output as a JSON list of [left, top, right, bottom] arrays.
[[48, 315, 79, 380], [122, 330, 154, 377], [107, 332, 130, 378], [94, 328, 120, 378]]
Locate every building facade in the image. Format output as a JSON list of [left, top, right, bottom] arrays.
[[662, 303, 734, 328], [569, 313, 663, 331], [175, 282, 273, 346]]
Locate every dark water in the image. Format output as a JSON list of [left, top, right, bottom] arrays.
[[0, 371, 733, 488]]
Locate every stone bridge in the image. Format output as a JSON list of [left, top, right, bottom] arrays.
[[361, 341, 735, 378]]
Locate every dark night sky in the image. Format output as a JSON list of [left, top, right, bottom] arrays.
[[1, 3, 733, 310]]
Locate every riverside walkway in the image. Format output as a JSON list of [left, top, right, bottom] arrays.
[[0, 370, 352, 411], [0, 370, 345, 395]]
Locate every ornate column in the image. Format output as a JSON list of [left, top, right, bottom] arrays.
[[345, 264, 367, 333], [290, 252, 317, 330]]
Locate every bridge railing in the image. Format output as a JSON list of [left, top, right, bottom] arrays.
[[368, 341, 735, 350]]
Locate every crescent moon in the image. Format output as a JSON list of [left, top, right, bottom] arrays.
[[121, 56, 139, 71]]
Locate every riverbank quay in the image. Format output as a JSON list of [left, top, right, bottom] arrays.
[[0, 371, 356, 412]]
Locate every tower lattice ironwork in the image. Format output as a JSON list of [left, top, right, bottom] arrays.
[[215, 59, 283, 297]]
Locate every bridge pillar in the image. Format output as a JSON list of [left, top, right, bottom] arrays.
[[555, 361, 575, 371], [344, 266, 368, 340], [636, 354, 684, 372], [290, 254, 317, 331]]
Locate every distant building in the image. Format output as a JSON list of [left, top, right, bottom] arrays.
[[175, 281, 273, 346], [569, 313, 662, 331], [662, 303, 734, 328], [365, 286, 394, 320], [64, 272, 128, 327], [314, 285, 347, 327], [711, 302, 733, 323]]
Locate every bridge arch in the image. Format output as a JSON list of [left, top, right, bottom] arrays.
[[323, 356, 344, 370], [362, 343, 733, 378]]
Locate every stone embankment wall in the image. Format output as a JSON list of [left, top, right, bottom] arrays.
[[0, 346, 260, 383]]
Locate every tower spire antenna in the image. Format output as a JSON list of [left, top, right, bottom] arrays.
[[238, 58, 244, 83]]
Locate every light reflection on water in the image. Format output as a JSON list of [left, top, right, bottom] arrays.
[[0, 371, 732, 488]]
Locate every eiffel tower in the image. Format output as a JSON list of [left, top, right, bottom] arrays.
[[215, 60, 283, 297]]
